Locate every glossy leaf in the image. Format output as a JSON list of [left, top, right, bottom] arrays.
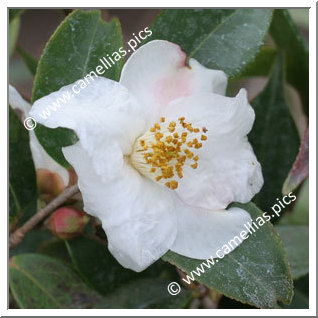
[[149, 9, 272, 77], [32, 9, 124, 167], [270, 9, 309, 115], [65, 236, 179, 295], [9, 254, 106, 308], [249, 54, 300, 211], [16, 46, 38, 76], [9, 253, 190, 309], [38, 238, 72, 264], [276, 225, 308, 280], [97, 278, 192, 309], [163, 202, 293, 308], [281, 275, 309, 309], [239, 46, 277, 78], [283, 126, 308, 194], [9, 107, 37, 229], [9, 230, 52, 258]]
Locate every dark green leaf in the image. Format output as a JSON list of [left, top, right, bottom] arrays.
[[290, 179, 309, 224], [281, 288, 308, 309], [281, 275, 309, 309], [149, 9, 272, 77], [9, 230, 52, 258], [16, 46, 38, 76], [9, 107, 37, 229], [270, 9, 309, 115], [9, 254, 107, 309], [9, 254, 190, 309], [32, 9, 124, 167], [239, 46, 277, 78], [249, 54, 300, 211], [163, 202, 293, 308], [276, 225, 308, 280], [9, 16, 20, 57], [278, 179, 309, 225], [38, 238, 72, 264], [65, 236, 179, 295], [98, 278, 192, 309], [9, 9, 25, 23]]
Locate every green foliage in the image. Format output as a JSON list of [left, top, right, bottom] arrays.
[[9, 9, 25, 23], [163, 202, 293, 308], [9, 230, 52, 258], [149, 9, 272, 77], [276, 225, 309, 280], [239, 46, 277, 77], [9, 8, 309, 310], [283, 127, 308, 194], [270, 9, 309, 115], [286, 179, 309, 225], [9, 108, 37, 229], [9, 253, 191, 309], [249, 54, 300, 211], [9, 16, 20, 57], [94, 278, 191, 308], [38, 239, 72, 264], [16, 46, 38, 76], [9, 254, 107, 308], [32, 10, 124, 167], [65, 236, 180, 295], [281, 275, 309, 309]]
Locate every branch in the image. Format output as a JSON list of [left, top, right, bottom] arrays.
[[9, 184, 79, 249]]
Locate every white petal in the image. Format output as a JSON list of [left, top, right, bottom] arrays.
[[120, 40, 227, 116], [171, 203, 252, 259], [160, 89, 263, 210], [162, 89, 255, 137], [30, 77, 146, 182], [9, 85, 31, 117], [9, 84, 69, 185], [29, 131, 69, 185], [63, 143, 177, 272]]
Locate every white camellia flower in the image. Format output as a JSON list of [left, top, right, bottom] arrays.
[[30, 40, 263, 272]]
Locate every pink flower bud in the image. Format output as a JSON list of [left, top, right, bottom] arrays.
[[45, 207, 89, 239]]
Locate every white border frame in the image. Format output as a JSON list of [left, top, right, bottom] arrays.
[[2, 1, 316, 316]]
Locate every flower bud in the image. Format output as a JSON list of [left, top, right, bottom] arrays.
[[37, 169, 65, 203], [45, 207, 89, 239]]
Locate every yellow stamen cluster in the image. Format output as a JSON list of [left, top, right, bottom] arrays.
[[131, 117, 208, 190]]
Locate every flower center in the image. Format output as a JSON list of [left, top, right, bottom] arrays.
[[131, 116, 208, 190]]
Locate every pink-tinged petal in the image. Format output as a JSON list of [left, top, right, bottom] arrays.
[[62, 142, 177, 272], [171, 200, 252, 259], [160, 89, 263, 210], [120, 40, 227, 117]]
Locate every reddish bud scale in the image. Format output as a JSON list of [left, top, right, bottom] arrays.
[[45, 207, 89, 239]]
